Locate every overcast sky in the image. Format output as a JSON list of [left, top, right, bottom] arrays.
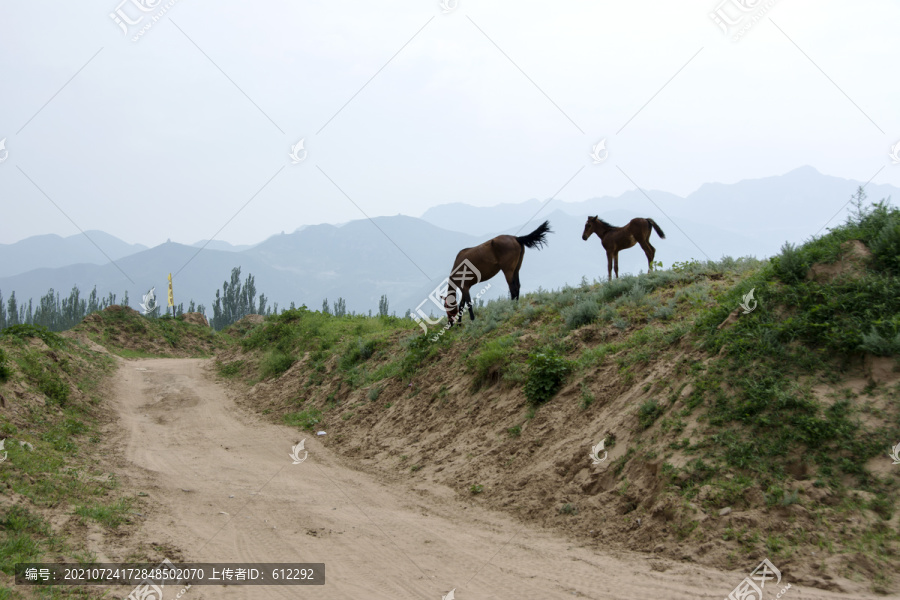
[[1, 0, 898, 247]]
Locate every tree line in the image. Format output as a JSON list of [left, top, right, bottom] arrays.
[[0, 267, 398, 333]]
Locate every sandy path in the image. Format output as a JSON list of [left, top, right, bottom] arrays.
[[100, 358, 876, 600]]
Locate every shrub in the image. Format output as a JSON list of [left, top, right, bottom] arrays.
[[524, 349, 571, 405], [471, 336, 517, 384], [261, 350, 295, 378], [638, 398, 664, 429], [772, 242, 808, 283], [619, 283, 648, 307], [563, 299, 600, 330], [559, 503, 578, 515], [217, 360, 243, 376], [598, 305, 616, 322], [613, 317, 629, 330], [860, 325, 900, 356], [652, 302, 676, 321], [579, 384, 595, 410], [0, 347, 11, 382], [596, 277, 636, 303], [870, 216, 900, 274], [340, 337, 379, 370]]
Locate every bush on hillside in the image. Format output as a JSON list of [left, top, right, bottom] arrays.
[[870, 215, 900, 274], [563, 299, 600, 330], [524, 349, 571, 405]]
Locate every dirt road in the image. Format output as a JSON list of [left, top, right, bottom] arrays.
[[100, 358, 874, 599]]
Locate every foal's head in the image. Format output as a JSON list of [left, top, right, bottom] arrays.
[[582, 216, 599, 241]]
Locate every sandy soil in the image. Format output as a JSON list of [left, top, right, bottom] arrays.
[[97, 358, 883, 599]]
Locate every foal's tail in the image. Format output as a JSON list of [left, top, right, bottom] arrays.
[[516, 220, 552, 249], [647, 218, 666, 240]]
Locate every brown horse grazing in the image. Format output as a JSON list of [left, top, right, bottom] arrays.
[[582, 216, 666, 281], [444, 221, 552, 325]]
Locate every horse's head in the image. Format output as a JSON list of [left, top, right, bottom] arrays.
[[443, 289, 459, 324], [582, 216, 598, 241]]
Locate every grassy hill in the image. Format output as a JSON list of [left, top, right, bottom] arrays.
[[216, 199, 900, 593], [2, 199, 899, 596], [0, 324, 118, 598], [0, 310, 225, 598]]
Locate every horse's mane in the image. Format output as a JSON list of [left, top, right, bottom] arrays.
[[595, 218, 616, 229]]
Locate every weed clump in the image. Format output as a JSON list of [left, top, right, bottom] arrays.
[[524, 349, 571, 405]]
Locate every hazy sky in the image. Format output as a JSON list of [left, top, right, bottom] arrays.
[[1, 1, 898, 247]]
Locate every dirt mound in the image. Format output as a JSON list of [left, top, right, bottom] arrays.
[[223, 314, 265, 337], [73, 305, 220, 357], [806, 239, 871, 282], [179, 311, 209, 327]]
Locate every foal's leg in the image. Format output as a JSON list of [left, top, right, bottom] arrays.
[[606, 251, 613, 282], [639, 240, 656, 271], [614, 252, 620, 279]]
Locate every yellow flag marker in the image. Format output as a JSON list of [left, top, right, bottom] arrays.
[[167, 273, 174, 308]]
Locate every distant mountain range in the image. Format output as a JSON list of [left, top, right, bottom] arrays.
[[420, 166, 899, 256], [0, 233, 253, 279], [1, 167, 896, 317]]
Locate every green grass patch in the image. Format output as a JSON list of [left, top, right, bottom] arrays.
[[284, 408, 324, 431], [74, 498, 132, 529]]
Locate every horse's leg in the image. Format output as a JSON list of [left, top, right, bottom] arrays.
[[503, 249, 524, 301], [614, 251, 620, 279], [606, 251, 613, 281], [503, 269, 518, 300], [639, 239, 656, 271], [464, 288, 475, 321], [511, 244, 525, 300]]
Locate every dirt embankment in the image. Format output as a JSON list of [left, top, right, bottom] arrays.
[[66, 356, 847, 600], [216, 317, 900, 597]]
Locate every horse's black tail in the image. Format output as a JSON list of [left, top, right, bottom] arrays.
[[647, 218, 666, 239], [516, 220, 552, 249]]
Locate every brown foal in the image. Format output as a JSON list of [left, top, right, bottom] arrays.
[[582, 216, 666, 281]]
